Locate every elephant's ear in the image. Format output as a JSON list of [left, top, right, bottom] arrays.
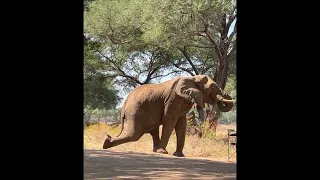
[[175, 75, 208, 109]]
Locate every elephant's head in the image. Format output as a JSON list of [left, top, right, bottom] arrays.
[[176, 75, 235, 112]]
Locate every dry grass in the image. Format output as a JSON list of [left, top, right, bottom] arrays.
[[84, 123, 236, 161]]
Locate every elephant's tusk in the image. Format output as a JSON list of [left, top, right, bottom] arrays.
[[216, 95, 236, 103], [221, 99, 236, 103]]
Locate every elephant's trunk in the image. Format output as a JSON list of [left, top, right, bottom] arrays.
[[216, 94, 235, 112]]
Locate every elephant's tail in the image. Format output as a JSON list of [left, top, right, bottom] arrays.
[[116, 114, 125, 137]]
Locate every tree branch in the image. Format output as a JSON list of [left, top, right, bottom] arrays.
[[178, 46, 199, 75], [203, 64, 216, 74], [158, 50, 196, 76], [185, 44, 213, 48], [97, 51, 143, 85], [200, 25, 224, 70], [220, 13, 228, 40], [199, 55, 210, 74], [149, 60, 167, 78], [171, 62, 195, 76], [143, 55, 168, 84], [150, 70, 180, 80], [227, 44, 236, 63]]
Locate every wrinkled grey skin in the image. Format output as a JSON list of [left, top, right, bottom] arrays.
[[103, 75, 234, 157]]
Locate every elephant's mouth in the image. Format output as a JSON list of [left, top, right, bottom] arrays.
[[216, 94, 235, 112], [220, 102, 230, 107]]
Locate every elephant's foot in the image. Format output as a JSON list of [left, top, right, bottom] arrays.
[[153, 147, 158, 152], [156, 148, 168, 154], [103, 135, 112, 149], [173, 151, 185, 157]]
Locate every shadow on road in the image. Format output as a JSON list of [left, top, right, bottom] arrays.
[[84, 149, 236, 179]]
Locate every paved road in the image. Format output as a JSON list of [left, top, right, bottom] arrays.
[[84, 149, 236, 179]]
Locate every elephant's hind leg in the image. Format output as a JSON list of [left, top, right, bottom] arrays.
[[149, 128, 160, 152], [103, 133, 143, 149], [103, 115, 144, 149]]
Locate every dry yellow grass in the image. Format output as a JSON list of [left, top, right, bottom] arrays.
[[84, 123, 236, 161]]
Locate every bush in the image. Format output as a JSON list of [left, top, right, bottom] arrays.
[[219, 110, 236, 124]]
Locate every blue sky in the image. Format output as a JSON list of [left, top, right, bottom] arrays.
[[228, 19, 236, 37]]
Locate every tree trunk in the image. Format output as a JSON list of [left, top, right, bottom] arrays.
[[198, 109, 205, 124], [207, 68, 228, 135], [206, 110, 220, 136], [207, 13, 235, 132], [206, 45, 230, 135], [203, 108, 218, 138], [205, 113, 218, 132]]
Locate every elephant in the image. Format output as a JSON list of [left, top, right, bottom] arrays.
[[103, 75, 235, 157]]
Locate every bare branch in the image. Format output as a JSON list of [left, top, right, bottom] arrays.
[[147, 55, 155, 74], [200, 55, 211, 74], [97, 51, 143, 85], [220, 13, 228, 39], [227, 46, 236, 63], [150, 70, 180, 80], [118, 74, 143, 85], [178, 46, 199, 75], [185, 44, 213, 48], [200, 25, 224, 68], [149, 61, 167, 77], [171, 62, 195, 76], [203, 64, 216, 74]]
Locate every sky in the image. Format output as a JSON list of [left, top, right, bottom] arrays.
[[116, 19, 236, 108], [228, 19, 236, 37]]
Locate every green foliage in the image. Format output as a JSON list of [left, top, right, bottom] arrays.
[[84, 0, 236, 118], [219, 110, 236, 124], [84, 0, 95, 11], [84, 0, 145, 49], [84, 73, 119, 109], [84, 0, 237, 76], [106, 108, 121, 122], [84, 106, 121, 123], [91, 108, 106, 119], [204, 129, 217, 140], [220, 74, 236, 124], [84, 35, 121, 109], [84, 107, 93, 122], [224, 74, 236, 99]]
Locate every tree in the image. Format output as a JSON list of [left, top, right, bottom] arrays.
[[96, 49, 177, 93], [149, 0, 237, 132], [84, 0, 182, 92], [84, 0, 237, 132], [84, 35, 120, 109], [84, 0, 95, 11], [152, 0, 237, 130]]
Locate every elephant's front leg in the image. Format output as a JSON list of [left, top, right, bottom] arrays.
[[173, 115, 187, 157], [156, 116, 178, 154], [149, 128, 160, 152]]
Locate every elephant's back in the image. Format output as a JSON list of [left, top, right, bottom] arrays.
[[122, 84, 165, 123], [125, 85, 164, 109]]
